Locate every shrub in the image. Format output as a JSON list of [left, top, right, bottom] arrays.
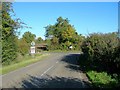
[[87, 71, 118, 88], [81, 32, 119, 73], [2, 36, 17, 65], [17, 38, 29, 56]]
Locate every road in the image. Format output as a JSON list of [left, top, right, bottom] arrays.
[[2, 52, 91, 88]]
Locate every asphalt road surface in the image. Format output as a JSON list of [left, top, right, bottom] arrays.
[[2, 52, 91, 88]]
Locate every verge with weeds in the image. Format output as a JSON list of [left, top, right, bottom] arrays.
[[79, 33, 120, 88], [0, 53, 50, 74]]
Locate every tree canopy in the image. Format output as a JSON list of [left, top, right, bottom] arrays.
[[22, 31, 36, 46], [2, 2, 21, 64], [45, 16, 85, 50], [1, 2, 30, 64]]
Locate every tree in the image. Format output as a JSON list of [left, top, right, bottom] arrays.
[[60, 25, 76, 43], [1, 2, 29, 64], [45, 16, 83, 50], [45, 25, 54, 39], [50, 37, 59, 50], [45, 17, 70, 40], [2, 2, 21, 65], [17, 38, 29, 56], [35, 37, 43, 44], [22, 31, 36, 46]]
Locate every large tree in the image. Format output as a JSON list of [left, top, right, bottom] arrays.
[[45, 16, 84, 50], [22, 31, 36, 46], [1, 2, 21, 64], [35, 37, 43, 44]]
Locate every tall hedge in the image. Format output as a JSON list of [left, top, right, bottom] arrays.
[[2, 3, 20, 65], [82, 32, 120, 73]]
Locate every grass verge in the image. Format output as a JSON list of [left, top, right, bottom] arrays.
[[43, 50, 81, 53], [0, 53, 50, 75], [87, 71, 118, 88]]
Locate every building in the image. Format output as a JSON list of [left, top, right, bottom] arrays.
[[35, 43, 48, 53]]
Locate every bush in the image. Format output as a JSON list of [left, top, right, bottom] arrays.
[[17, 38, 29, 56], [2, 36, 17, 65], [81, 32, 119, 73], [87, 71, 118, 88]]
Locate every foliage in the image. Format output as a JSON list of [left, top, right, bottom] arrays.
[[80, 32, 120, 88], [49, 37, 59, 50], [22, 31, 36, 46], [1, 2, 21, 65], [87, 71, 118, 88], [35, 37, 43, 44], [1, 2, 30, 65], [45, 17, 85, 50], [16, 31, 37, 55], [2, 35, 17, 65], [79, 53, 120, 88], [17, 38, 29, 56], [81, 32, 119, 73]]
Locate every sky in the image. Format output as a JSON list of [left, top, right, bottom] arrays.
[[12, 2, 118, 39], [4, 0, 120, 2]]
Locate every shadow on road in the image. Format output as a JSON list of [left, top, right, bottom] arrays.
[[61, 54, 82, 72], [21, 74, 91, 88], [17, 54, 92, 88], [61, 54, 80, 65]]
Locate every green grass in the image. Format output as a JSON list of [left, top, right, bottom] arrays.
[[87, 71, 118, 88], [0, 53, 50, 75], [44, 50, 81, 53], [79, 54, 119, 88]]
